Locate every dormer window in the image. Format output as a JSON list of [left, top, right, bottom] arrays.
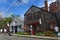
[[31, 7, 35, 12]]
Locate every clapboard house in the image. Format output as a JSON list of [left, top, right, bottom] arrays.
[[24, 5, 57, 32]]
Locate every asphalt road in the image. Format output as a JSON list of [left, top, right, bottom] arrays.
[[0, 33, 59, 40]]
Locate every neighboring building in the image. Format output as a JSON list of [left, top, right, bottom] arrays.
[[49, 0, 60, 27], [49, 0, 60, 13], [56, 0, 60, 8], [54, 8, 60, 27], [10, 16, 24, 33], [49, 2, 58, 13], [24, 5, 57, 32]]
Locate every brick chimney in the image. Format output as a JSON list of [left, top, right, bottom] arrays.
[[44, 0, 48, 11]]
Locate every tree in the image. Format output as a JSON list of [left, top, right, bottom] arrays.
[[0, 14, 20, 29], [4, 17, 12, 24], [0, 20, 4, 29]]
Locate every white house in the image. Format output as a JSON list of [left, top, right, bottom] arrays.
[[10, 16, 24, 33]]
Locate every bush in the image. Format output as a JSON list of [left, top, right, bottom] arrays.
[[17, 32, 30, 35], [17, 32, 25, 35], [35, 33, 42, 36], [43, 31, 55, 37], [24, 32, 30, 35]]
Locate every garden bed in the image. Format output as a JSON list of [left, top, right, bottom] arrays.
[[17, 31, 57, 37]]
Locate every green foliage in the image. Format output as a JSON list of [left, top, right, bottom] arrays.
[[35, 33, 42, 36], [35, 31, 55, 36], [17, 32, 25, 35], [0, 17, 12, 29], [17, 32, 30, 35], [4, 17, 12, 24], [42, 31, 55, 37], [44, 31, 54, 34], [0, 21, 4, 28]]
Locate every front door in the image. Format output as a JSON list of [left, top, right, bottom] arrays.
[[15, 26, 17, 33]]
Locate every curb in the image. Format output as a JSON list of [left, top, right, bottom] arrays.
[[12, 34, 59, 40]]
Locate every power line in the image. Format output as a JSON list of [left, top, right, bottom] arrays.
[[4, 0, 22, 17], [4, 0, 36, 17], [5, 1, 16, 14], [4, 0, 13, 12]]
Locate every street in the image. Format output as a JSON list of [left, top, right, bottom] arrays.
[[0, 33, 59, 40]]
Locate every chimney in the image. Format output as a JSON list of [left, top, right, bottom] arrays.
[[44, 0, 48, 11]]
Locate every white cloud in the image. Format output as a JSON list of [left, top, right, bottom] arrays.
[[22, 0, 29, 4], [48, 0, 56, 2], [38, 0, 56, 8], [0, 0, 7, 4], [48, 0, 56, 6]]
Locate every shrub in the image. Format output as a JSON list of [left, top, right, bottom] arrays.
[[44, 31, 55, 37], [17, 32, 30, 35], [17, 32, 25, 35], [24, 32, 30, 35], [35, 33, 42, 36]]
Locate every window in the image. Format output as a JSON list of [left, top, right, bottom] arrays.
[[15, 21, 17, 23], [34, 12, 39, 19], [27, 13, 32, 20], [11, 26, 13, 30], [19, 25, 22, 28]]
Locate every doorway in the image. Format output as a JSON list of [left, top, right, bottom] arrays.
[[15, 26, 17, 33]]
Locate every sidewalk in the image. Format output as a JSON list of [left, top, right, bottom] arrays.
[[12, 34, 60, 40]]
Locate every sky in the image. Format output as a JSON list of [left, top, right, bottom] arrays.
[[0, 0, 56, 18]]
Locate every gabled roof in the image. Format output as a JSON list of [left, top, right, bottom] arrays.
[[10, 17, 24, 26], [24, 5, 50, 16], [13, 16, 24, 22]]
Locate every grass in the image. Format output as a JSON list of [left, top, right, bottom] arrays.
[[17, 32, 30, 35], [17, 32, 25, 35]]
